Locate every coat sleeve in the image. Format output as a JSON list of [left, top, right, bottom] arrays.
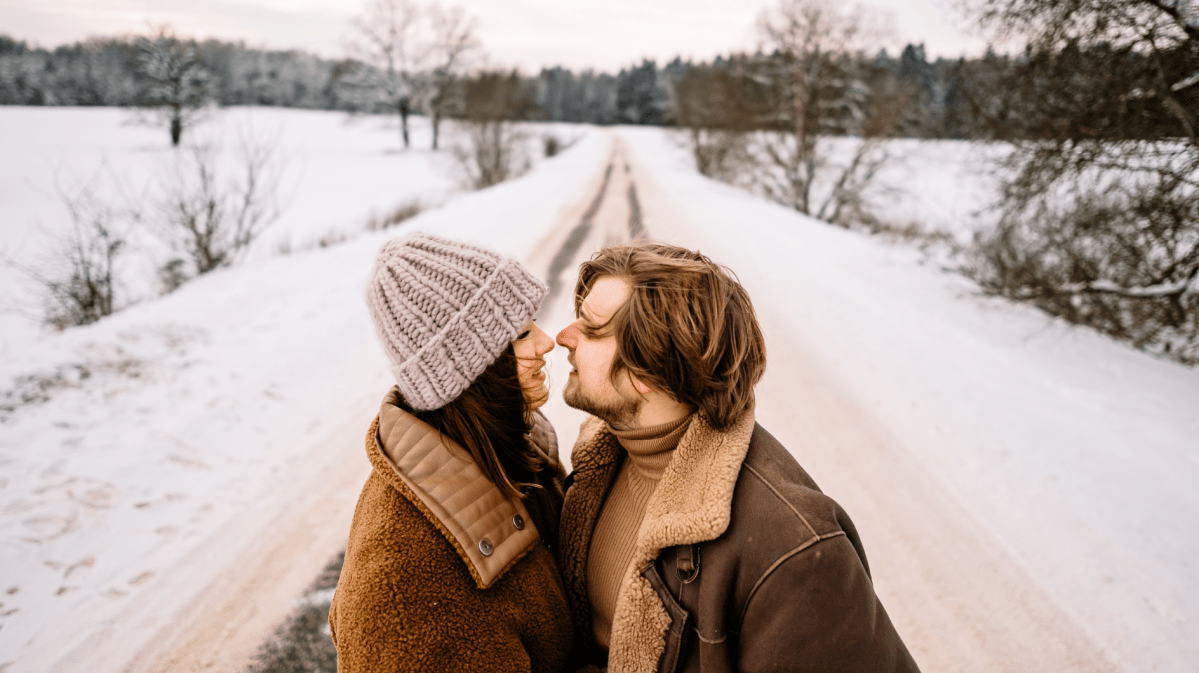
[[737, 534, 920, 673]]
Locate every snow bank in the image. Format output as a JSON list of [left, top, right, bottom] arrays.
[[0, 107, 605, 670]]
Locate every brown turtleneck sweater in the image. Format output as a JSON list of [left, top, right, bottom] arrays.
[[587, 414, 692, 651]]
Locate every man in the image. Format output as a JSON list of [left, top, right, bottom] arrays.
[[555, 242, 919, 673]]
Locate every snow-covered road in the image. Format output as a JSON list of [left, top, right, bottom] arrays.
[[613, 127, 1199, 672]]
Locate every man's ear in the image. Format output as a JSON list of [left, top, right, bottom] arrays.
[[630, 375, 653, 396]]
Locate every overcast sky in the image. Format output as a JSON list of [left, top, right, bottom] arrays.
[[0, 0, 991, 72]]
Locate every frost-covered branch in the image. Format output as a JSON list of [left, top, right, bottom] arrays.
[[1055, 265, 1199, 298]]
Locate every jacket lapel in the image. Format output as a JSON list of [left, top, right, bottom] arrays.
[[563, 408, 756, 673]]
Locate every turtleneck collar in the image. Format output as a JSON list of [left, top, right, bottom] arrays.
[[609, 414, 692, 481]]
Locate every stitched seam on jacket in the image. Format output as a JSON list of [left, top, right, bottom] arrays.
[[736, 532, 848, 632], [369, 417, 539, 589], [383, 414, 519, 543], [743, 463, 819, 538]]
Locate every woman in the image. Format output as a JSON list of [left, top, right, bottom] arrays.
[[329, 232, 573, 672]]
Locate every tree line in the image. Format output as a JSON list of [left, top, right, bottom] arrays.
[[10, 29, 1188, 143]]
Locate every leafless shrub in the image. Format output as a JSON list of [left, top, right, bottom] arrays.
[[449, 70, 537, 189], [748, 132, 895, 227], [540, 132, 581, 159], [691, 130, 753, 184], [316, 230, 348, 248], [157, 132, 286, 276], [452, 120, 528, 189], [5, 181, 133, 330], [157, 258, 188, 294], [870, 220, 957, 250], [365, 199, 423, 231], [963, 148, 1199, 363]]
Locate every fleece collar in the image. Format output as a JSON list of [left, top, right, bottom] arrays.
[[570, 407, 757, 672], [367, 387, 539, 590]]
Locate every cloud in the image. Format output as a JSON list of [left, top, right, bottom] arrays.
[[0, 0, 987, 71]]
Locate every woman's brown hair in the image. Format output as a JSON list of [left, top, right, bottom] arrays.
[[574, 242, 767, 430], [408, 344, 545, 500]]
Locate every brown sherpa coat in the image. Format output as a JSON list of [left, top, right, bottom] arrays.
[[559, 408, 917, 673], [329, 389, 574, 673]]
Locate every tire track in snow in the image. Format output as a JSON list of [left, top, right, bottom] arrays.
[[531, 131, 646, 461], [626, 161, 646, 240], [542, 160, 614, 313]]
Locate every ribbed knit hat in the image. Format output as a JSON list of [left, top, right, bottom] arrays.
[[366, 232, 548, 411]]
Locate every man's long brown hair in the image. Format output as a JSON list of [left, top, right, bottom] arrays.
[[574, 242, 766, 431], [409, 344, 545, 500]]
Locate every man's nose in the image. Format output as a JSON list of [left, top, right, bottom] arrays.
[[556, 323, 577, 349]]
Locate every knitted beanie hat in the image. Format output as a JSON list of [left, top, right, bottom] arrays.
[[366, 232, 548, 411]]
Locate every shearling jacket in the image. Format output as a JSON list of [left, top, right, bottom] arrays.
[[329, 388, 574, 673], [559, 408, 919, 673]]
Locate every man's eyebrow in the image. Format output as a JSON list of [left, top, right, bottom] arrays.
[[577, 302, 610, 332]]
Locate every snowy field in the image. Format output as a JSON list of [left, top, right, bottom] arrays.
[[1, 107, 1197, 672]]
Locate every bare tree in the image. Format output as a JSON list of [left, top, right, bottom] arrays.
[[672, 0, 901, 227], [672, 63, 755, 184], [157, 132, 285, 276], [135, 25, 211, 147], [749, 0, 897, 225], [421, 3, 480, 150], [346, 0, 428, 148], [961, 0, 1199, 363]]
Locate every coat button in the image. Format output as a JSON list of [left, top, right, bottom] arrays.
[[479, 538, 494, 556], [512, 514, 525, 530]]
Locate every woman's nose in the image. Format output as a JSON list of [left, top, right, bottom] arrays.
[[533, 325, 554, 356]]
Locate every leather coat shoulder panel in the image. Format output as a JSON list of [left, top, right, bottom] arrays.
[[663, 423, 873, 641], [652, 423, 917, 673]]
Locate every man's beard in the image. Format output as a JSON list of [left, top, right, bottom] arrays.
[[562, 377, 642, 428]]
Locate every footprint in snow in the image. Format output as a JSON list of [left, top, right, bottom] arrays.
[[130, 571, 156, 586], [64, 556, 95, 578]]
